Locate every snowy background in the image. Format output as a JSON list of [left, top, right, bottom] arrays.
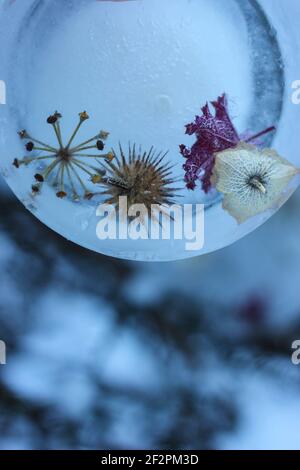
[[1, 172, 300, 450]]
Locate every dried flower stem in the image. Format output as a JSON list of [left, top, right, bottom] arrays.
[[245, 126, 276, 143]]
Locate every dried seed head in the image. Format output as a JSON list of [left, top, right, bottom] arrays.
[[26, 142, 34, 152], [34, 173, 44, 183], [97, 144, 180, 217], [18, 130, 29, 139], [56, 191, 67, 199], [91, 174, 102, 184], [99, 130, 110, 140], [96, 140, 105, 151], [13, 112, 111, 201], [47, 114, 58, 124], [106, 152, 114, 162], [79, 111, 89, 122]]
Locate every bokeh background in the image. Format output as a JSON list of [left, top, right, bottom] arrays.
[[1, 172, 300, 450]]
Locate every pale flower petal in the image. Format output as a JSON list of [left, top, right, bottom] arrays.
[[213, 143, 300, 223]]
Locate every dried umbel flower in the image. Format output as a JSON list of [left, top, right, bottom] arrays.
[[212, 143, 300, 223], [13, 112, 112, 200], [96, 144, 180, 221]]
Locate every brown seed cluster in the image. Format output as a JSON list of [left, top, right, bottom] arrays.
[[96, 144, 180, 217]]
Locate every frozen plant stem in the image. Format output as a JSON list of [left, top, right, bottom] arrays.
[[13, 112, 113, 200], [245, 126, 276, 143]]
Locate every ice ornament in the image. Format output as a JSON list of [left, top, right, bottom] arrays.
[[0, 0, 299, 261]]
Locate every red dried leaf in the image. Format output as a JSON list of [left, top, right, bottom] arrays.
[[180, 94, 240, 192], [180, 94, 274, 193]]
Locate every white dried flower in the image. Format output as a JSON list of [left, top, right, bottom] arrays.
[[212, 143, 300, 223]]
